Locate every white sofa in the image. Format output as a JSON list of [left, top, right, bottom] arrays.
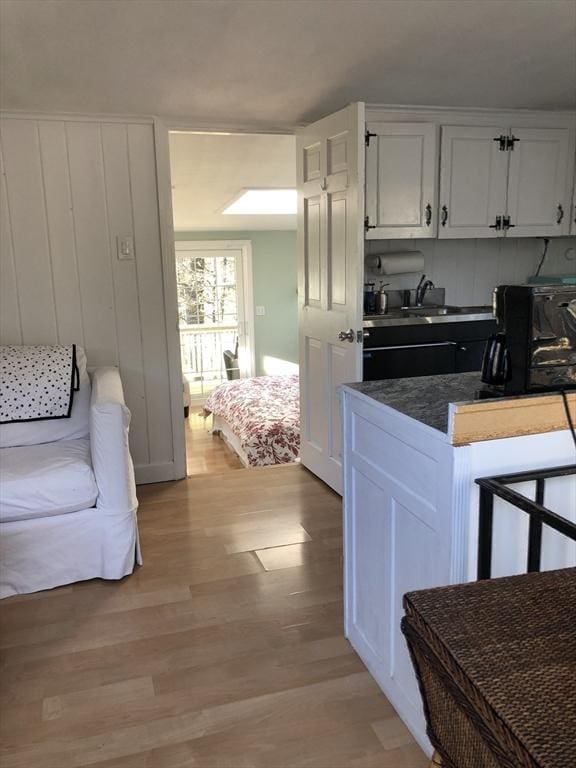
[[0, 353, 141, 598]]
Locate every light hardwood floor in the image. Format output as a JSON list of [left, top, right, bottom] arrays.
[[186, 408, 244, 475], [0, 460, 428, 767]]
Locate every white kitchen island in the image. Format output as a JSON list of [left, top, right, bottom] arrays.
[[340, 373, 576, 757]]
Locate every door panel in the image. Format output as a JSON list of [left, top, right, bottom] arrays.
[[328, 192, 347, 306], [327, 132, 348, 175], [303, 142, 322, 182], [507, 128, 571, 236], [329, 343, 348, 462], [365, 122, 438, 239], [439, 126, 508, 238], [303, 336, 324, 451], [351, 468, 391, 662], [297, 103, 365, 493], [304, 196, 322, 305]]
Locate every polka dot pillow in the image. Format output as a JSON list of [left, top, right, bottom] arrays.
[[0, 345, 79, 423]]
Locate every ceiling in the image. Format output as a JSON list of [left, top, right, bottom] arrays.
[[1, 1, 575, 128], [169, 132, 296, 231]]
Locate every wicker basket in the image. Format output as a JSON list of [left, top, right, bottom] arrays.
[[401, 568, 576, 768]]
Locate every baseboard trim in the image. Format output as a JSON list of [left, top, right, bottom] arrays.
[[135, 462, 181, 485]]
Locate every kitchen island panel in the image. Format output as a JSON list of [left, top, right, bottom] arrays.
[[341, 383, 575, 758], [343, 389, 455, 758]]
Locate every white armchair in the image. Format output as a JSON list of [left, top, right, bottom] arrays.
[[0, 358, 141, 598]]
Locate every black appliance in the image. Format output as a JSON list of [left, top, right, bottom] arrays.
[[481, 285, 576, 395], [364, 283, 376, 315], [363, 319, 496, 381]]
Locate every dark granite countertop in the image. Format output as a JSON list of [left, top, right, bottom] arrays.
[[343, 372, 485, 434]]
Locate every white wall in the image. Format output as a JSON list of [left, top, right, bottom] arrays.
[[0, 116, 179, 484], [365, 236, 576, 305]]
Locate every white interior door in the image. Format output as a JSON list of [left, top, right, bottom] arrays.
[[507, 128, 571, 237], [439, 125, 508, 238], [365, 122, 438, 239], [297, 103, 365, 494]]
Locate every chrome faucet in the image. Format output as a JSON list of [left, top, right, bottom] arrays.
[[415, 274, 435, 306]]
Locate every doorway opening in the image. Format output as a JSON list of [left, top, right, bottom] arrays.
[[168, 130, 298, 476]]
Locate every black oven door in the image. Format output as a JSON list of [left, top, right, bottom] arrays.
[[363, 342, 457, 381]]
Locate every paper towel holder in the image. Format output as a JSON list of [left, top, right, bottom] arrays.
[[366, 250, 425, 276]]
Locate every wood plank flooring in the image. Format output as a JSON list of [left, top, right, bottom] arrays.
[[0, 461, 428, 767], [186, 408, 244, 475]]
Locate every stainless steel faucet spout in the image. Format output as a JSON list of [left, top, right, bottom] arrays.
[[415, 274, 435, 306]]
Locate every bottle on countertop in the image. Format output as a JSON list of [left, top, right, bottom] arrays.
[[375, 282, 390, 314], [364, 282, 376, 315]]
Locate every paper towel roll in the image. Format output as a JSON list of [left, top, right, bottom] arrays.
[[367, 251, 424, 275]]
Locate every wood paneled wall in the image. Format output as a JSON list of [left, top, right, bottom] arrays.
[[0, 116, 177, 483], [365, 236, 576, 305]]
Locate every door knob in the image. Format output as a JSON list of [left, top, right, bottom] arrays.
[[338, 329, 355, 342]]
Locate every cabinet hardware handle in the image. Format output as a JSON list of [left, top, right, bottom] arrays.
[[441, 205, 448, 226], [489, 216, 502, 230], [493, 135, 507, 151], [364, 216, 376, 231], [502, 216, 515, 230], [425, 204, 432, 226], [338, 329, 355, 343], [365, 342, 458, 352], [557, 204, 564, 224]]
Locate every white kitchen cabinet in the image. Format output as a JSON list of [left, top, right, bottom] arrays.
[[439, 125, 572, 239], [365, 122, 438, 239], [438, 126, 508, 238], [507, 128, 571, 237]]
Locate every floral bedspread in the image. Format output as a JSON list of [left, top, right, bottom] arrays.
[[203, 375, 300, 466]]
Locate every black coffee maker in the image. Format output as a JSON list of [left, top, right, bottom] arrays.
[[481, 284, 576, 395]]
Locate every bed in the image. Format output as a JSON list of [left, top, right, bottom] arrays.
[[203, 374, 300, 467]]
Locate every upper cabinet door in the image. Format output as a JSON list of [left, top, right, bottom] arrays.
[[365, 123, 438, 239], [439, 126, 508, 239], [507, 128, 571, 237]]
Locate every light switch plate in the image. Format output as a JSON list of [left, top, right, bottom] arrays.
[[255, 305, 266, 316], [117, 235, 134, 260]]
